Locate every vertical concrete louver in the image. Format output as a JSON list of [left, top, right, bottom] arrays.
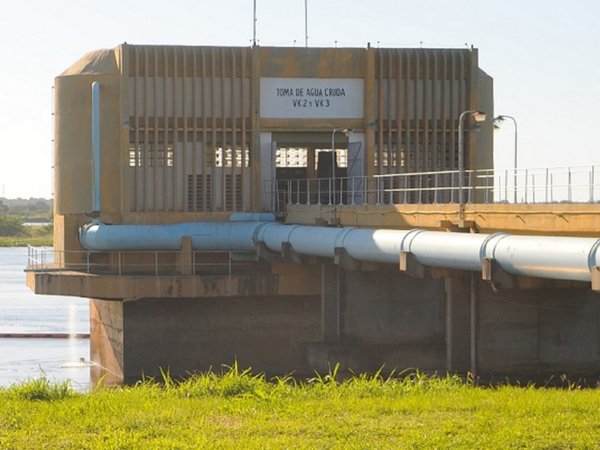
[[126, 46, 252, 213]]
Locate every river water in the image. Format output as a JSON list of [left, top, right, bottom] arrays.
[[0, 247, 90, 390]]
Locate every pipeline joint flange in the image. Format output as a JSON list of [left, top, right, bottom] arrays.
[[482, 257, 516, 292], [334, 247, 360, 271], [591, 266, 600, 293], [399, 251, 427, 278]]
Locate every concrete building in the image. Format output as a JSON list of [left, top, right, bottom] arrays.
[[27, 44, 600, 385]]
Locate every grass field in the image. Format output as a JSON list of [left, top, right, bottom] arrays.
[[0, 235, 53, 247], [1, 365, 599, 449], [0, 228, 52, 247]]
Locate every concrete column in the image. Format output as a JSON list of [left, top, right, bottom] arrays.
[[90, 298, 124, 386], [251, 46, 261, 210], [365, 45, 376, 179], [469, 272, 479, 377], [175, 236, 193, 275], [444, 275, 471, 373], [321, 264, 341, 343]]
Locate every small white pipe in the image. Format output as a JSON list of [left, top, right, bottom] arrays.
[[91, 81, 101, 223], [229, 212, 276, 222]]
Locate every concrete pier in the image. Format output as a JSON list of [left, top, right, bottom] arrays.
[[76, 261, 600, 385]]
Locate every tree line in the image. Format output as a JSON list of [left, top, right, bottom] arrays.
[[0, 198, 52, 237]]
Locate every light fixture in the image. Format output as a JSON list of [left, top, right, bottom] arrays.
[[471, 111, 487, 123]]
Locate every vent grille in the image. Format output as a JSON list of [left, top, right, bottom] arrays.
[[225, 174, 242, 211], [187, 175, 212, 211]]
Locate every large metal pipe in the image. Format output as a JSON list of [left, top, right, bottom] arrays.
[[91, 81, 101, 222], [78, 220, 600, 283], [482, 233, 600, 282], [79, 222, 262, 252]]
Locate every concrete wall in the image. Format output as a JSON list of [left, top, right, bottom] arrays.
[[343, 270, 445, 370], [54, 72, 123, 220], [314, 265, 600, 381], [88, 263, 600, 385], [477, 283, 600, 382], [91, 295, 321, 384], [311, 266, 447, 374]]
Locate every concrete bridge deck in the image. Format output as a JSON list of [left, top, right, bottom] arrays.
[[286, 203, 600, 236]]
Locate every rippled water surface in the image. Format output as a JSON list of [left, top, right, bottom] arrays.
[[0, 247, 90, 390]]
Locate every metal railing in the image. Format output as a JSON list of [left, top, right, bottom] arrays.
[[26, 246, 257, 277], [265, 165, 600, 212]]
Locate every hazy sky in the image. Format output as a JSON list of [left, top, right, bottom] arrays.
[[1, 0, 598, 198]]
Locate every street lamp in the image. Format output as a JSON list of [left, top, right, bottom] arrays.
[[458, 110, 486, 207], [331, 128, 353, 204], [493, 115, 518, 203]]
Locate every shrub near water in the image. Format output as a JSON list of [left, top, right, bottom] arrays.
[[1, 366, 600, 449], [0, 215, 25, 237], [0, 217, 53, 247]]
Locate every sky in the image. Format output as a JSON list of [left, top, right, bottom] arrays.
[[1, 0, 599, 198]]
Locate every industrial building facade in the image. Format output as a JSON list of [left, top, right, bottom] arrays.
[[33, 44, 600, 386], [55, 44, 492, 224]]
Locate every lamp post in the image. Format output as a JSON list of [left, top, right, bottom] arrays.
[[331, 128, 353, 204], [458, 110, 486, 208], [493, 115, 518, 203]]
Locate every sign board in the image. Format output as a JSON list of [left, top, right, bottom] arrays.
[[260, 78, 364, 119]]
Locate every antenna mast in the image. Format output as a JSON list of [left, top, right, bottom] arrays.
[[253, 0, 257, 46], [305, 0, 308, 47]]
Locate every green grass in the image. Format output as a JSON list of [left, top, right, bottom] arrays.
[[0, 235, 53, 247], [1, 365, 600, 449], [0, 228, 52, 247]]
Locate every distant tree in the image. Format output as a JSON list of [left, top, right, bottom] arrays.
[[0, 216, 25, 236], [0, 197, 52, 219], [0, 200, 8, 215]]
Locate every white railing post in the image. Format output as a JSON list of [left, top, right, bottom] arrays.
[[568, 168, 573, 203], [545, 168, 549, 203], [524, 169, 529, 203], [484, 171, 489, 203], [591, 166, 595, 203]]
